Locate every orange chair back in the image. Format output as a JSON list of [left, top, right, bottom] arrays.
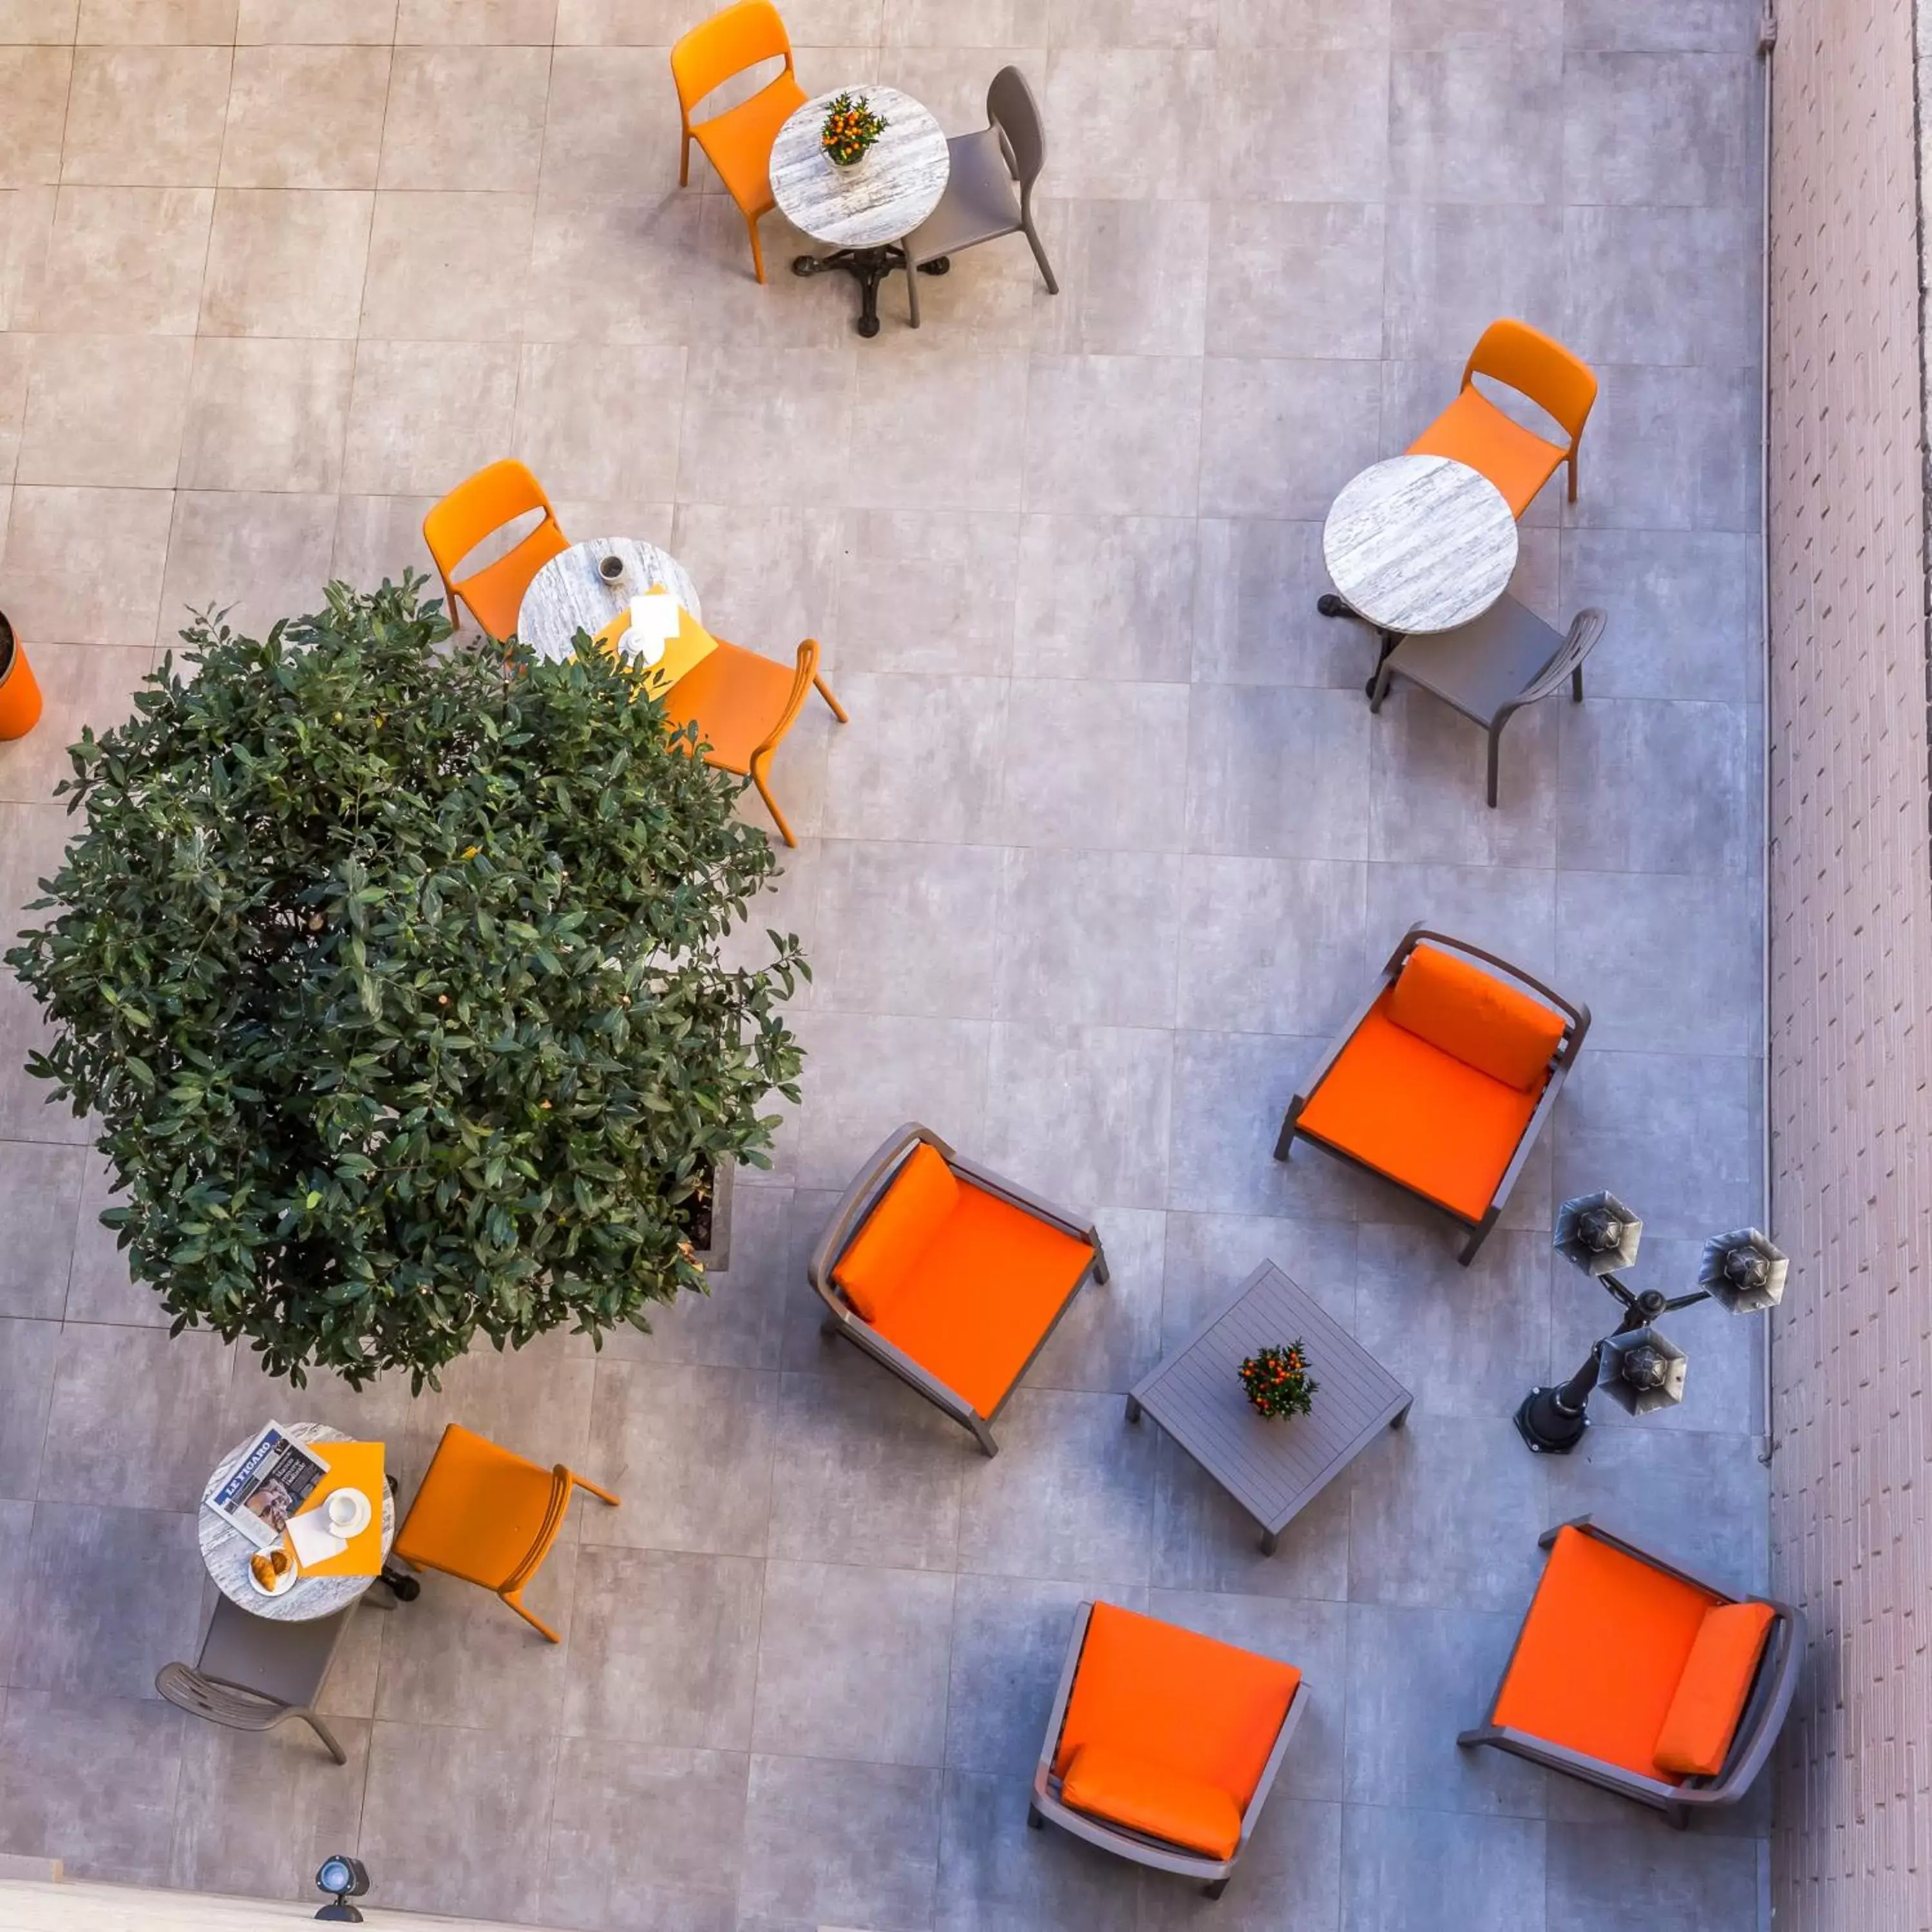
[[672, 1, 793, 120], [1463, 319, 1597, 448], [422, 460, 567, 641]]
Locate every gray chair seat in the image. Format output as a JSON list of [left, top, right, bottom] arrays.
[[899, 66, 1057, 327], [156, 1593, 365, 1763], [905, 128, 1024, 261], [1372, 594, 1607, 806]]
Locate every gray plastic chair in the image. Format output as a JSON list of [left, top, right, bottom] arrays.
[[156, 1595, 362, 1763], [900, 66, 1057, 327], [1369, 597, 1607, 806]]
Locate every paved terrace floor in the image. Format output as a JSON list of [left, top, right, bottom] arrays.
[[0, 4, 1768, 1929]]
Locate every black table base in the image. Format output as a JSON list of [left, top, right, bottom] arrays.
[[1316, 592, 1404, 698], [793, 249, 951, 338]]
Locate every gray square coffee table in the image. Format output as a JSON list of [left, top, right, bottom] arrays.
[[1128, 1260, 1413, 1555]]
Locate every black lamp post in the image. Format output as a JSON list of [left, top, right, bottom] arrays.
[[1513, 1195, 1785, 1455]]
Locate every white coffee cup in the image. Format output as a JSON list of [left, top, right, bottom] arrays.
[[327, 1490, 362, 1532]]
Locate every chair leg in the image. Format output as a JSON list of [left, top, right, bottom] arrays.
[[746, 210, 766, 285], [679, 129, 691, 188], [905, 252, 922, 327], [1485, 726, 1502, 808], [1567, 451, 1579, 502], [1368, 661, 1394, 714], [1023, 219, 1059, 296], [1203, 1878, 1228, 1900], [503, 1591, 562, 1644], [299, 1710, 349, 1766], [814, 672, 848, 722], [967, 1413, 999, 1457], [752, 761, 798, 848], [1571, 665, 1584, 702], [574, 1472, 621, 1509], [1027, 1803, 1045, 1830]]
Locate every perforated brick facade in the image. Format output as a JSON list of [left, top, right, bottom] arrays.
[[1766, 0, 1932, 1918]]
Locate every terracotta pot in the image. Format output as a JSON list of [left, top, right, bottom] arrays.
[[0, 612, 42, 741]]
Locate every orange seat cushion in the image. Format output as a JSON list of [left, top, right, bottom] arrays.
[[693, 72, 808, 217], [1652, 1600, 1776, 1777], [1060, 1743, 1245, 1861], [867, 1182, 1094, 1417], [393, 1423, 557, 1590], [1054, 1604, 1300, 1828], [661, 637, 795, 775], [831, 1141, 960, 1325], [1387, 943, 1567, 1092], [1407, 385, 1567, 518], [1492, 1526, 1721, 1783], [1296, 994, 1541, 1220]]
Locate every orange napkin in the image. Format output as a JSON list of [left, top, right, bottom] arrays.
[[593, 594, 719, 700], [292, 1440, 386, 1579]]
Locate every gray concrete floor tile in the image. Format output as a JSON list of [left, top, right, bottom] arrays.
[[168, 1716, 372, 1903], [0, 1320, 57, 1501], [1139, 1795, 1343, 1929], [753, 1558, 956, 1765], [1340, 1803, 1546, 1931], [1561, 51, 1759, 208], [564, 1547, 764, 1751], [1345, 1415, 1548, 1611], [956, 1387, 1156, 1585], [1389, 43, 1564, 206], [1381, 202, 1565, 363], [357, 1719, 556, 1922], [544, 1739, 748, 1932], [1343, 1602, 1548, 1815], [12, 1503, 206, 1703], [739, 1752, 942, 1929], [1177, 856, 1367, 1036], [1191, 518, 1368, 689], [938, 1767, 1139, 1932], [0, 1690, 184, 1884], [767, 1361, 968, 1570], [833, 509, 1018, 674], [0, 1501, 32, 1687], [996, 848, 1187, 1027], [1544, 1816, 1760, 1927]]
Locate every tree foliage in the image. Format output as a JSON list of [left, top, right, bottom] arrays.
[[7, 576, 805, 1388]]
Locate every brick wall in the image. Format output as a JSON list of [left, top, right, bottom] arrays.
[[1766, 0, 1932, 1917]]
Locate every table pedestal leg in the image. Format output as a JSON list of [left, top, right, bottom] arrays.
[[1318, 593, 1405, 699], [792, 244, 905, 338]]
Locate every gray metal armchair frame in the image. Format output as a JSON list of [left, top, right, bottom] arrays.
[[156, 1594, 372, 1763], [1274, 924, 1590, 1265], [901, 66, 1058, 327], [1457, 1515, 1804, 1825], [808, 1121, 1108, 1455], [1028, 1602, 1306, 1899], [1370, 599, 1608, 807]]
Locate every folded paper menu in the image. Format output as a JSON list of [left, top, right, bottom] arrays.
[[592, 594, 719, 701], [290, 1440, 385, 1579]]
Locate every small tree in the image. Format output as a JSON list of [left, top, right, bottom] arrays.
[[8, 577, 805, 1389]]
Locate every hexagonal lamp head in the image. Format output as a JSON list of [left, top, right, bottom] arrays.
[[1698, 1229, 1788, 1314], [1597, 1326, 1688, 1417], [1555, 1191, 1643, 1277]]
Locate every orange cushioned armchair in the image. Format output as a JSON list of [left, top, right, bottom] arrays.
[[808, 1122, 1108, 1456], [1459, 1518, 1803, 1824], [1275, 925, 1588, 1264], [1032, 1602, 1305, 1898]]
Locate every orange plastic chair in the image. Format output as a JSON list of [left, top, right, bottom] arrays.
[[1406, 319, 1598, 518], [390, 1423, 618, 1642], [670, 1, 807, 285], [422, 460, 569, 643], [661, 633, 846, 847]]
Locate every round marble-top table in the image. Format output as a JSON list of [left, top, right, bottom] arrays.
[[517, 537, 703, 665], [199, 1423, 395, 1622], [1320, 455, 1518, 637], [772, 87, 950, 338]]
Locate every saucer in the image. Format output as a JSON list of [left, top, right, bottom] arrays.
[[325, 1488, 373, 1539]]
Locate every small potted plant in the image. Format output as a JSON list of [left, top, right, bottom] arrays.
[[820, 91, 887, 168], [1239, 1341, 1319, 1421]]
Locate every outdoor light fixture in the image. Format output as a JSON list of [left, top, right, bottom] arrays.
[[1515, 1194, 1787, 1454], [315, 1855, 370, 1924]]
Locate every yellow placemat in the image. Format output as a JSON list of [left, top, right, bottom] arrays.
[[292, 1440, 386, 1578], [593, 592, 718, 701]]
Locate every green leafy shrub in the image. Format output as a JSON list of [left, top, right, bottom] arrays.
[[7, 576, 805, 1388]]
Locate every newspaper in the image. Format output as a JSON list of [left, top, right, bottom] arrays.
[[207, 1422, 329, 1550]]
